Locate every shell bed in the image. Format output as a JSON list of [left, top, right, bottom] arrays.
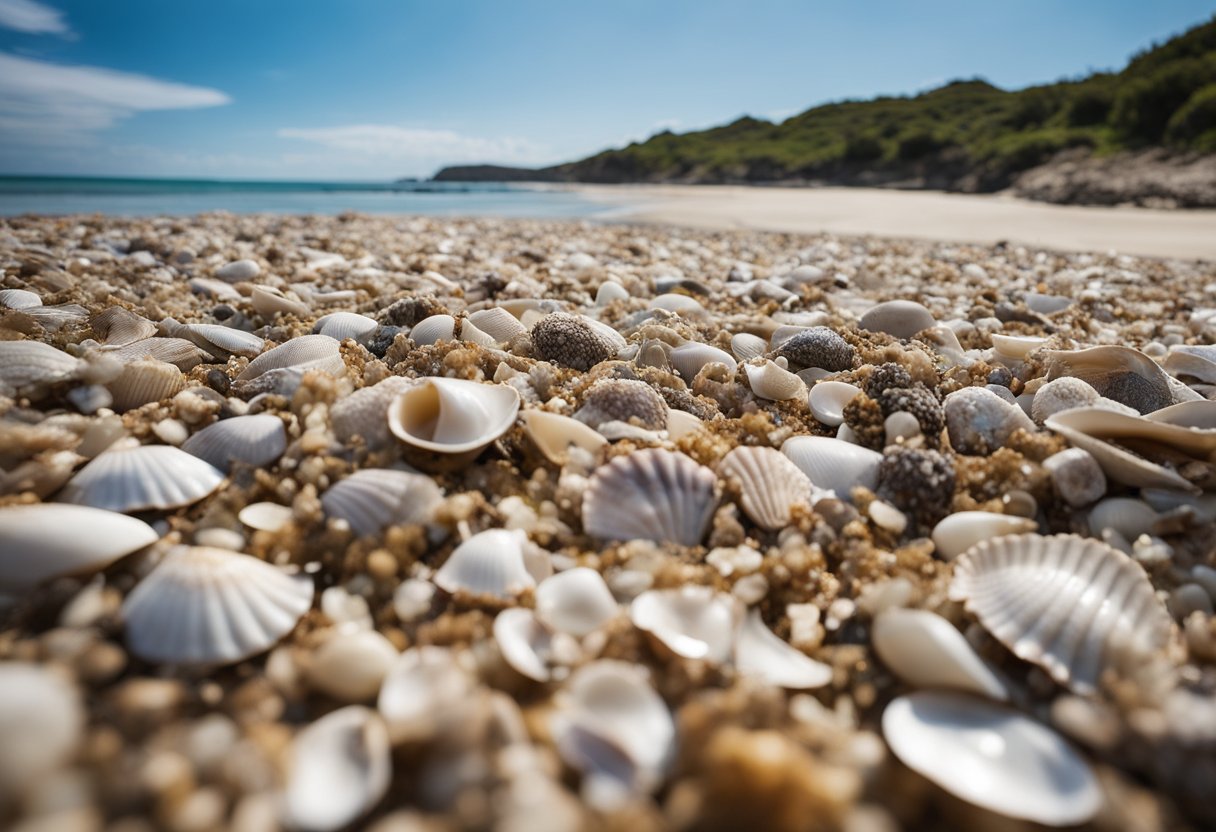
[[1, 213, 1215, 832]]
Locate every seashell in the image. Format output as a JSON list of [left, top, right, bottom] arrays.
[[1045, 345, 1174, 413], [377, 646, 474, 743], [808, 380, 861, 426], [583, 448, 718, 546], [1024, 292, 1073, 315], [123, 545, 313, 664], [181, 414, 287, 473], [0, 503, 158, 591], [237, 334, 345, 381], [215, 258, 261, 283], [781, 436, 882, 497], [669, 341, 737, 382], [727, 278, 796, 303], [859, 300, 935, 339], [769, 324, 809, 349], [0, 340, 80, 396], [0, 449, 82, 499], [106, 337, 211, 370], [306, 629, 399, 702], [872, 608, 1008, 700], [1144, 398, 1216, 429], [493, 607, 581, 682], [320, 468, 442, 536], [950, 534, 1173, 694], [433, 528, 539, 598], [650, 293, 706, 318], [930, 511, 1038, 561], [387, 377, 520, 455], [59, 443, 224, 513], [734, 609, 832, 688], [1087, 497, 1159, 540], [665, 408, 704, 440], [575, 378, 668, 430], [189, 277, 242, 301], [0, 288, 41, 309], [990, 333, 1048, 364], [330, 376, 414, 450], [23, 303, 88, 330], [313, 311, 379, 343], [730, 332, 768, 362], [460, 318, 498, 348], [90, 307, 158, 346], [106, 358, 183, 412], [630, 586, 739, 662], [250, 284, 309, 318], [771, 326, 855, 372], [282, 705, 391, 832], [521, 410, 608, 465], [719, 446, 812, 530], [0, 663, 84, 803], [1044, 407, 1204, 492], [1164, 344, 1216, 384], [410, 313, 456, 345], [535, 567, 619, 637], [743, 359, 806, 401], [882, 692, 1101, 826], [239, 501, 294, 532], [161, 319, 265, 359], [595, 281, 630, 306], [468, 307, 527, 342], [530, 312, 621, 370]]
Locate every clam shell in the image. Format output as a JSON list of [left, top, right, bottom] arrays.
[[781, 435, 882, 497], [669, 342, 737, 382], [123, 545, 313, 665], [808, 380, 860, 426], [433, 528, 539, 598], [521, 410, 608, 464], [377, 646, 474, 743], [734, 609, 832, 688], [949, 534, 1173, 694], [320, 468, 442, 536], [1164, 344, 1216, 384], [237, 334, 344, 381], [859, 300, 935, 339], [107, 337, 210, 370], [0, 503, 158, 591], [0, 341, 79, 395], [1045, 407, 1202, 492], [106, 359, 183, 412], [493, 607, 581, 682], [313, 311, 379, 343], [238, 501, 294, 532], [468, 307, 527, 343], [306, 630, 399, 702], [930, 511, 1038, 561], [91, 307, 158, 346], [1045, 345, 1174, 414], [630, 586, 739, 663], [872, 608, 1008, 700], [744, 359, 806, 401], [24, 303, 89, 330], [0, 663, 84, 803], [650, 293, 706, 318], [595, 281, 630, 306], [719, 445, 812, 530], [163, 320, 264, 359], [181, 414, 287, 473], [250, 284, 309, 318], [215, 258, 261, 282], [582, 448, 718, 546], [59, 443, 224, 513], [282, 706, 391, 832], [1086, 497, 1159, 541], [0, 288, 41, 309], [882, 692, 1101, 826], [410, 314, 456, 345], [991, 333, 1049, 363], [665, 408, 704, 440], [387, 377, 520, 455], [330, 376, 414, 450], [535, 567, 619, 638], [730, 332, 768, 362]]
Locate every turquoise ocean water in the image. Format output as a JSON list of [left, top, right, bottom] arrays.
[[0, 176, 614, 218]]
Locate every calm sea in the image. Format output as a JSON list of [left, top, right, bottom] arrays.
[[0, 176, 618, 219]]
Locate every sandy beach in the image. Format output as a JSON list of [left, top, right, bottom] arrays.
[[576, 184, 1216, 261]]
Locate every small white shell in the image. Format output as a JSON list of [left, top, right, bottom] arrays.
[[719, 445, 812, 530], [493, 607, 581, 682], [882, 692, 1101, 826], [630, 586, 739, 663], [105, 337, 210, 370], [669, 342, 737, 382], [106, 359, 184, 412], [582, 449, 718, 546], [122, 545, 313, 665], [250, 284, 309, 318], [238, 501, 294, 532], [744, 359, 806, 401], [781, 435, 882, 497], [387, 377, 520, 455], [1087, 497, 1159, 540], [650, 293, 706, 318], [282, 706, 391, 832], [0, 341, 79, 396], [460, 318, 498, 348], [215, 259, 261, 282], [535, 567, 619, 637], [0, 663, 84, 802], [665, 408, 704, 440], [991, 333, 1049, 362], [433, 528, 538, 598], [59, 443, 224, 513], [1164, 344, 1216, 383], [1024, 292, 1073, 315], [950, 534, 1173, 694], [521, 410, 608, 464], [181, 414, 287, 473], [313, 311, 379, 343], [0, 504, 158, 591], [595, 281, 630, 306], [237, 334, 345, 381], [872, 608, 1008, 700], [734, 609, 832, 688], [730, 332, 768, 362], [468, 307, 527, 342], [377, 646, 474, 743], [930, 511, 1038, 561], [306, 629, 399, 702], [0, 288, 41, 309], [409, 314, 456, 345], [808, 380, 860, 426], [320, 468, 442, 536]]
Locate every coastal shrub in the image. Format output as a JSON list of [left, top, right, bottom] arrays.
[[844, 135, 883, 163], [1166, 83, 1216, 151], [897, 132, 948, 160], [1064, 84, 1114, 126], [1111, 56, 1216, 142]]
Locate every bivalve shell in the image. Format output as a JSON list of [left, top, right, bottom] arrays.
[[162, 320, 264, 359], [409, 314, 456, 345], [719, 445, 812, 530], [535, 567, 619, 637], [521, 410, 608, 464], [237, 334, 344, 381], [105, 337, 210, 370], [433, 528, 540, 598], [859, 300, 935, 339], [1045, 345, 1174, 414], [387, 377, 520, 455], [313, 311, 379, 343], [91, 307, 158, 346], [730, 332, 768, 362], [630, 586, 739, 663], [181, 414, 287, 473], [582, 449, 718, 546], [872, 608, 1008, 700], [377, 646, 474, 743], [468, 307, 527, 343], [320, 468, 442, 536], [0, 288, 41, 309], [734, 609, 832, 688], [282, 706, 390, 832], [930, 511, 1038, 561], [669, 342, 737, 382], [105, 359, 183, 412], [1045, 407, 1203, 492], [0, 341, 79, 396], [493, 607, 581, 682], [808, 380, 860, 426], [59, 443, 224, 513], [781, 436, 882, 497], [250, 284, 309, 318]]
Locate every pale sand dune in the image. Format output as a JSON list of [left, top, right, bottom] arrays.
[[575, 184, 1216, 260]]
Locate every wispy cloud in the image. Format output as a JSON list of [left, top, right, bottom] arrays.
[[277, 124, 549, 172], [0, 51, 231, 146], [0, 0, 70, 35]]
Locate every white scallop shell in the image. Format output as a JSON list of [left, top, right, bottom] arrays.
[[105, 359, 184, 412], [468, 307, 527, 343], [0, 503, 158, 591], [0, 288, 41, 309], [105, 337, 210, 370], [872, 608, 1008, 700], [882, 692, 1101, 826], [160, 319, 266, 359], [433, 528, 538, 598], [181, 414, 287, 473], [535, 567, 619, 637], [91, 307, 158, 346], [808, 380, 860, 426], [237, 334, 345, 381], [949, 534, 1173, 694], [1045, 407, 1201, 492], [744, 359, 806, 401], [250, 284, 309, 318], [719, 445, 812, 530], [0, 341, 79, 395], [669, 342, 737, 382], [582, 448, 718, 546], [521, 410, 607, 464], [330, 376, 414, 451], [238, 501, 294, 532], [930, 511, 1038, 561], [282, 705, 391, 832], [493, 607, 581, 682], [781, 435, 882, 497], [320, 468, 442, 536], [59, 443, 224, 513], [0, 663, 84, 803], [730, 332, 768, 362], [409, 314, 456, 345], [122, 545, 313, 664], [630, 586, 739, 663], [734, 609, 832, 689], [313, 311, 378, 343], [377, 646, 474, 743], [387, 377, 520, 455]]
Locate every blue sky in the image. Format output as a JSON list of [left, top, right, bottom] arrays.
[[0, 0, 1212, 180]]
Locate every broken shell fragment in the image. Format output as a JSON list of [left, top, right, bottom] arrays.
[[808, 380, 860, 426], [734, 609, 832, 689], [930, 511, 1038, 561], [744, 359, 806, 401], [535, 567, 619, 638], [521, 410, 608, 464], [872, 608, 1008, 701], [630, 586, 739, 663], [781, 435, 881, 497]]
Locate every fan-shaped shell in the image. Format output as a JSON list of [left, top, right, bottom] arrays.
[[719, 446, 812, 530], [181, 414, 287, 473], [949, 534, 1173, 694], [669, 342, 737, 382], [872, 608, 1008, 700], [433, 528, 538, 598], [237, 334, 344, 381], [536, 567, 619, 637], [59, 443, 224, 513], [313, 311, 379, 343], [743, 359, 806, 401], [468, 307, 527, 343], [582, 449, 718, 545], [91, 307, 158, 346], [0, 288, 41, 309], [930, 511, 1038, 561], [250, 284, 309, 318], [106, 359, 183, 412], [882, 692, 1101, 826], [24, 303, 88, 330], [1045, 407, 1202, 492], [0, 341, 79, 395], [730, 332, 768, 362], [781, 435, 882, 497], [162, 320, 265, 359], [521, 410, 608, 464], [330, 376, 413, 450], [734, 609, 832, 688], [410, 314, 456, 345], [808, 380, 860, 426], [630, 586, 739, 663], [0, 503, 158, 591], [387, 377, 520, 455], [107, 337, 210, 370], [122, 545, 313, 664], [320, 468, 442, 536]]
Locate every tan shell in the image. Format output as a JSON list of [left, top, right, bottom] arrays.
[[90, 307, 158, 346], [719, 446, 812, 530], [0, 288, 41, 309], [930, 511, 1038, 561], [161, 319, 265, 359], [250, 284, 309, 318], [106, 359, 184, 412], [582, 449, 718, 546], [320, 468, 442, 536], [521, 410, 608, 464], [730, 332, 768, 362], [387, 377, 520, 455], [743, 359, 806, 401]]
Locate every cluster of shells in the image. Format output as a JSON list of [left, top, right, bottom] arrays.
[[2, 213, 1216, 831]]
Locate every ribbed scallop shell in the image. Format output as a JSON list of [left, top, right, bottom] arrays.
[[582, 449, 718, 545], [433, 528, 537, 598], [162, 320, 264, 359], [0, 341, 79, 395], [521, 410, 608, 464], [24, 304, 88, 330], [719, 446, 812, 530], [781, 435, 882, 496], [808, 380, 861, 426], [949, 533, 1173, 694], [250, 284, 309, 318], [730, 332, 768, 362], [0, 503, 158, 591], [330, 376, 414, 450], [409, 314, 456, 345], [468, 307, 527, 343], [122, 545, 313, 665], [91, 307, 158, 346], [0, 288, 41, 309], [320, 468, 442, 536], [59, 444, 224, 513], [669, 342, 737, 382], [744, 359, 806, 401], [237, 334, 344, 381], [107, 337, 210, 370], [314, 311, 379, 343], [181, 414, 287, 473], [387, 377, 520, 455], [106, 359, 183, 412]]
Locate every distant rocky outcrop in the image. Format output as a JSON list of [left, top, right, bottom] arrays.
[[430, 165, 562, 183]]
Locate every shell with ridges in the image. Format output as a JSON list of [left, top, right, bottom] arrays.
[[409, 314, 456, 345], [0, 341, 80, 396], [106, 359, 183, 412], [387, 377, 520, 455], [320, 468, 442, 536], [90, 307, 158, 346], [433, 528, 538, 598], [313, 311, 379, 343], [250, 284, 309, 318], [730, 332, 768, 362], [719, 445, 812, 530], [330, 376, 413, 451], [59, 443, 224, 513], [468, 307, 527, 343], [161, 319, 264, 359], [1045, 345, 1174, 414], [872, 608, 1008, 700], [237, 334, 344, 381], [181, 414, 287, 473], [0, 288, 41, 309], [781, 435, 882, 497], [104, 337, 211, 370], [582, 448, 718, 545]]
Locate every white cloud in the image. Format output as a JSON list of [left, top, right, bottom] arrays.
[[277, 124, 550, 172], [0, 51, 230, 146], [0, 0, 69, 35]]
